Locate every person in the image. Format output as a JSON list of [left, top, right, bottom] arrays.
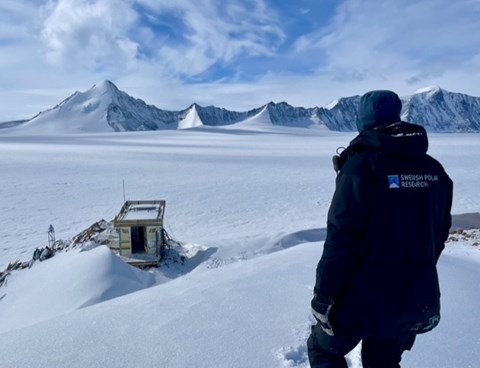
[[307, 90, 453, 368]]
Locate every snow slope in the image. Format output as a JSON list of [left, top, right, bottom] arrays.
[[228, 104, 273, 129], [17, 81, 118, 134], [0, 246, 155, 333], [0, 127, 479, 367], [178, 104, 204, 129]]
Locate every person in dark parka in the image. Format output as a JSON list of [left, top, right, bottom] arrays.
[[307, 90, 453, 368]]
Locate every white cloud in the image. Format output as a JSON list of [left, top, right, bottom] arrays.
[[40, 0, 140, 72]]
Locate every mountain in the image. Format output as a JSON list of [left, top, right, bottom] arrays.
[[401, 86, 480, 132], [317, 96, 361, 131], [193, 104, 251, 126], [5, 81, 480, 133], [316, 86, 480, 132], [15, 81, 178, 133]]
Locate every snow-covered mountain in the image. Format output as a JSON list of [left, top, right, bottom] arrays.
[[317, 87, 480, 132], [193, 104, 252, 126], [16, 81, 178, 133], [266, 102, 321, 127], [5, 80, 480, 133], [317, 96, 361, 131], [401, 86, 480, 132]]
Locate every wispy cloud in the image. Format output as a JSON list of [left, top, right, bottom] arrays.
[[137, 0, 285, 77], [37, 0, 284, 78], [293, 0, 480, 85]]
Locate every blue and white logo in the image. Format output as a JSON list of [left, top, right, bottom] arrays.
[[388, 175, 400, 189]]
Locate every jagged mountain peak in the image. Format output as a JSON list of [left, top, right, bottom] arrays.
[[324, 95, 360, 110], [414, 85, 442, 95], [325, 99, 340, 109], [266, 101, 294, 108]]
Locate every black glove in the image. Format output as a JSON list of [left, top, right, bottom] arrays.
[[311, 293, 335, 336]]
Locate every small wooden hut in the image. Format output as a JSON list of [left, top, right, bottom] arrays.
[[111, 200, 166, 267]]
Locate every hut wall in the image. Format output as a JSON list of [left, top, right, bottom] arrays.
[[119, 227, 132, 255]]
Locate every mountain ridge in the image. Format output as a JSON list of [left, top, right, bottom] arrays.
[[5, 81, 480, 133]]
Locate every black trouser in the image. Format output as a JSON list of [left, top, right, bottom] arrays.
[[307, 324, 416, 368]]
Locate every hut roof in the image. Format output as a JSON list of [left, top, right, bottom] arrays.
[[113, 200, 165, 227]]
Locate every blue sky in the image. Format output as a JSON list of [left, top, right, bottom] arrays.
[[1, 0, 480, 120]]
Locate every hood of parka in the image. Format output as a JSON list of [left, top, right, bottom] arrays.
[[356, 90, 402, 132], [349, 122, 429, 157]]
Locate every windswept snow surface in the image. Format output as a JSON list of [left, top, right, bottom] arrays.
[[0, 126, 480, 367]]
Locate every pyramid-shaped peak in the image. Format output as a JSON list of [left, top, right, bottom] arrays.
[[91, 80, 119, 93]]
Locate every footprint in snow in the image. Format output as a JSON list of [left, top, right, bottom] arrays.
[[274, 322, 311, 367], [274, 317, 363, 368]]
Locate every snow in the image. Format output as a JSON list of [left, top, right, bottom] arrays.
[[0, 246, 155, 334], [119, 203, 163, 221], [178, 104, 204, 129], [227, 104, 272, 129], [0, 126, 479, 367], [325, 99, 340, 109], [414, 85, 442, 95], [15, 83, 117, 134]]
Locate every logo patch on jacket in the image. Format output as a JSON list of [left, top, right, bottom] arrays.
[[388, 175, 400, 189], [388, 174, 440, 189]]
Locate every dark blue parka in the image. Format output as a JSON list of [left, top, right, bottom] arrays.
[[314, 94, 453, 337]]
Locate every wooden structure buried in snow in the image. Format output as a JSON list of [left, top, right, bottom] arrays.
[[112, 200, 166, 267]]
